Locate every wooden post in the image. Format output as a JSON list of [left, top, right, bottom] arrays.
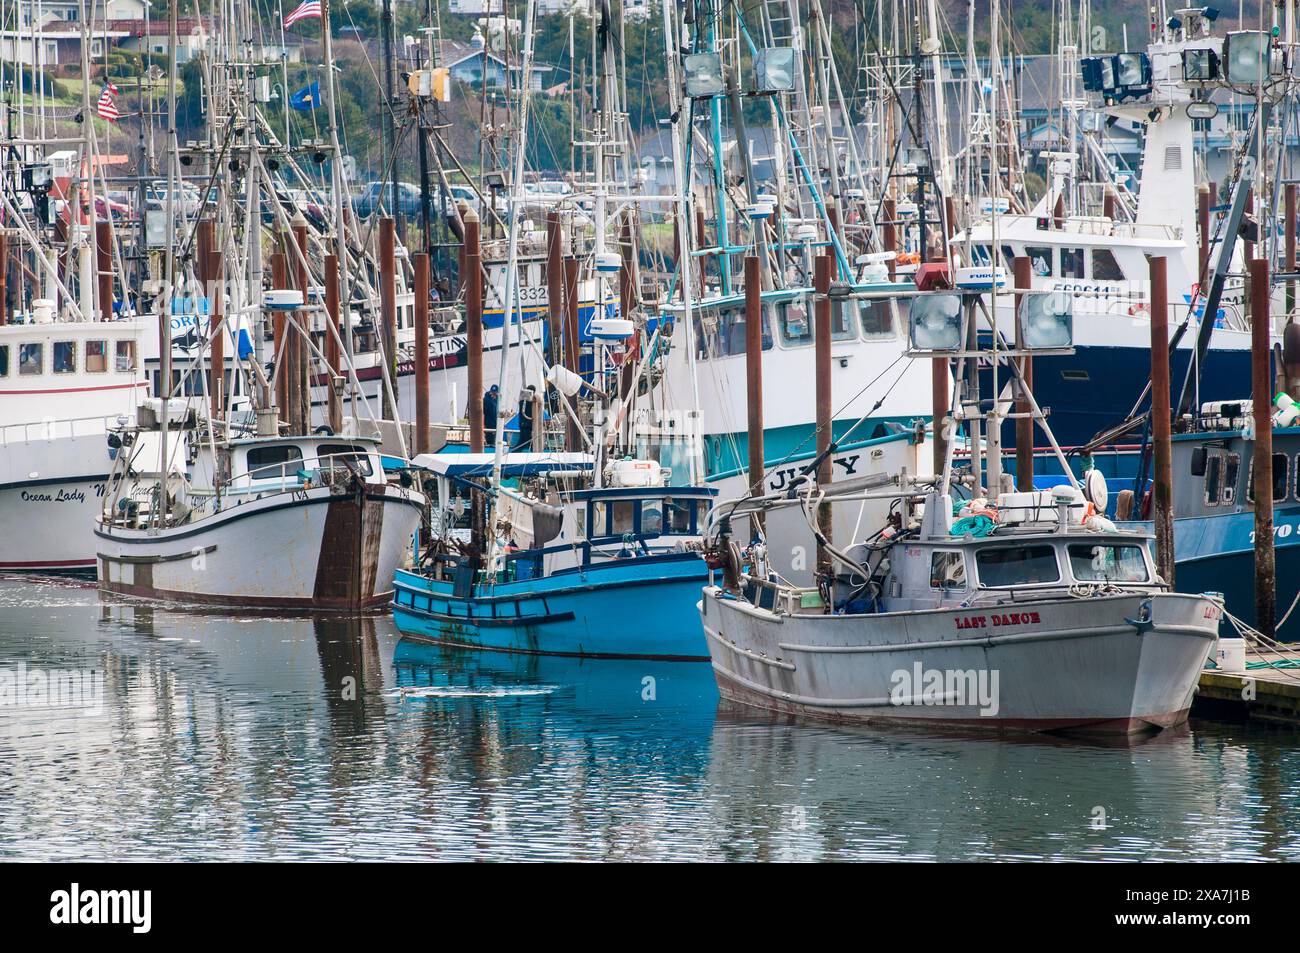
[[271, 248, 288, 416], [379, 216, 398, 422], [815, 252, 833, 572], [1014, 256, 1034, 491], [209, 249, 224, 423], [413, 251, 431, 454], [1251, 257, 1276, 638], [1103, 187, 1116, 221], [0, 231, 7, 325], [95, 220, 113, 323], [1197, 184, 1211, 282], [464, 210, 484, 452], [1052, 193, 1065, 229], [619, 216, 637, 402], [324, 253, 343, 434], [292, 219, 310, 433], [744, 255, 764, 505], [563, 256, 581, 451], [882, 197, 897, 279], [545, 211, 564, 368], [1149, 255, 1175, 585]]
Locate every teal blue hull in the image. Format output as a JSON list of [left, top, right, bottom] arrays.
[[391, 554, 711, 660]]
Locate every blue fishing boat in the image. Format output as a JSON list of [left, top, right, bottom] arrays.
[[392, 452, 717, 660]]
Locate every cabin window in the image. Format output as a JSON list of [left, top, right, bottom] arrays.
[[970, 245, 993, 265], [830, 302, 856, 341], [52, 341, 75, 374], [1204, 450, 1240, 506], [1247, 453, 1289, 503], [1060, 247, 1085, 279], [85, 340, 108, 372], [700, 307, 771, 357], [318, 443, 373, 477], [1091, 249, 1124, 281], [591, 499, 636, 537], [18, 342, 43, 375], [975, 545, 1060, 586], [860, 297, 905, 339], [1000, 245, 1017, 271], [664, 498, 696, 534], [115, 340, 136, 371], [1025, 246, 1053, 277], [929, 551, 966, 590], [247, 444, 303, 480], [776, 301, 812, 347], [1068, 543, 1150, 583], [0, 345, 8, 376]]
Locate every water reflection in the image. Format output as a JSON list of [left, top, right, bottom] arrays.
[[0, 578, 1297, 860]]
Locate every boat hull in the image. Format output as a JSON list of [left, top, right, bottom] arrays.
[[96, 483, 423, 610], [700, 588, 1220, 734], [392, 553, 711, 660]]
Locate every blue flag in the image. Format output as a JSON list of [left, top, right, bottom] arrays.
[[289, 82, 320, 111]]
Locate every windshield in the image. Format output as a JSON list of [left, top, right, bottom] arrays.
[[975, 546, 1060, 587], [1068, 543, 1150, 583]]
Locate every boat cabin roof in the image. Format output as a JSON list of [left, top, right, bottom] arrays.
[[411, 451, 593, 479]]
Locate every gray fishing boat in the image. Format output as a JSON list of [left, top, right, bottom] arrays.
[[699, 290, 1223, 735]]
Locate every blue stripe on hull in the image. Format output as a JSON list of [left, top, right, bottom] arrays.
[[391, 557, 711, 660]]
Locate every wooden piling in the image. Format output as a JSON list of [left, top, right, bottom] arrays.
[[1251, 257, 1276, 638], [413, 251, 430, 454], [1014, 256, 1034, 491], [1103, 187, 1116, 222], [0, 231, 7, 325], [324, 253, 343, 434], [563, 256, 581, 452], [815, 252, 833, 570], [744, 255, 765, 504], [271, 249, 288, 417], [464, 210, 484, 453], [545, 211, 564, 368], [1149, 255, 1175, 585], [292, 219, 310, 433], [209, 248, 224, 423], [95, 220, 113, 323], [379, 216, 398, 422]]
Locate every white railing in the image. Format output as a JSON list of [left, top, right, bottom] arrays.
[[0, 414, 121, 447]]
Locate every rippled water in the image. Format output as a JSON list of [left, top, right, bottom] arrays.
[[0, 577, 1298, 861]]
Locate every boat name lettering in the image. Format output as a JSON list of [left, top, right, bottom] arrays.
[[20, 487, 90, 504], [954, 611, 1040, 630]]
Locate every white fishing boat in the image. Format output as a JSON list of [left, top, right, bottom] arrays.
[[96, 426, 424, 609], [0, 314, 149, 572]]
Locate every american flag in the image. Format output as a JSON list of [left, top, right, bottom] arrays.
[[283, 0, 322, 26], [95, 83, 119, 122]]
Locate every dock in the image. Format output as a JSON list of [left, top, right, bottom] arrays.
[[1195, 654, 1300, 726]]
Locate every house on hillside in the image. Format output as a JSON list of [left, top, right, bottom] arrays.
[[111, 18, 209, 64]]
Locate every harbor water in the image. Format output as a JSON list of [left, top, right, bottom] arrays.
[[1, 576, 1298, 862]]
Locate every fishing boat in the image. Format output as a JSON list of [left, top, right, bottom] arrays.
[[97, 423, 424, 609], [698, 284, 1223, 734], [392, 452, 716, 659], [0, 314, 150, 572]]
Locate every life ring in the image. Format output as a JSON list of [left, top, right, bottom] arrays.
[[1128, 302, 1149, 318]]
